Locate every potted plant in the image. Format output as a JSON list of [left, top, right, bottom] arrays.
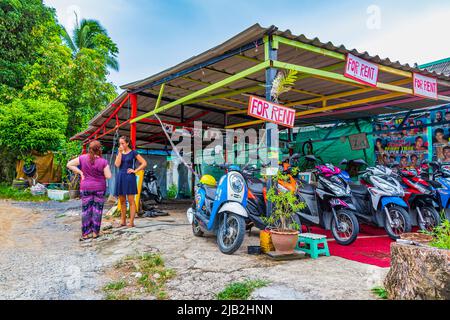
[[262, 170, 305, 254]]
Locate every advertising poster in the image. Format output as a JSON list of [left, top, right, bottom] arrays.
[[430, 108, 450, 164], [373, 113, 429, 169]]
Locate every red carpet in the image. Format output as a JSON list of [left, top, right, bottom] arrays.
[[302, 225, 393, 267]]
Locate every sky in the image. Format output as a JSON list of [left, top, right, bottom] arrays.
[[43, 0, 450, 90]]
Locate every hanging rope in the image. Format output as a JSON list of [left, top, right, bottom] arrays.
[[154, 114, 199, 179], [109, 128, 120, 167]]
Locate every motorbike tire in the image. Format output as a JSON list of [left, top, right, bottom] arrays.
[[384, 205, 412, 240], [331, 209, 359, 245], [418, 206, 441, 232], [192, 216, 204, 237], [217, 213, 246, 255], [155, 190, 163, 204]]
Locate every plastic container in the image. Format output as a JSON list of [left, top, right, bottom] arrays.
[[47, 189, 70, 201]]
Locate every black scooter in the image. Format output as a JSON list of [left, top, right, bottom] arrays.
[[141, 164, 163, 204]]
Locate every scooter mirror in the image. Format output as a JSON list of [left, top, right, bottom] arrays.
[[153, 164, 158, 169], [340, 159, 348, 165]]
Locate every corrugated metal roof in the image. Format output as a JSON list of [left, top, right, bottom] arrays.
[[420, 57, 450, 76], [72, 23, 450, 147]]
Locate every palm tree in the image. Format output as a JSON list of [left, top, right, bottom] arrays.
[[61, 13, 119, 71]]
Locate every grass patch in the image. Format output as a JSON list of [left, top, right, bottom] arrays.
[[371, 286, 388, 299], [216, 279, 270, 300], [0, 183, 49, 202], [104, 280, 127, 291], [104, 252, 176, 300]]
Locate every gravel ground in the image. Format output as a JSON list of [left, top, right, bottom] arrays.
[[0, 200, 106, 300], [0, 199, 388, 300]]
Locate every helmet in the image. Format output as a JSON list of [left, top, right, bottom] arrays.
[[199, 175, 217, 186]]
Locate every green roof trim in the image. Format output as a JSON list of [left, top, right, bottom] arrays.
[[419, 57, 450, 68]]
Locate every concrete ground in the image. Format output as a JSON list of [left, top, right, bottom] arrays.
[[0, 199, 388, 300]]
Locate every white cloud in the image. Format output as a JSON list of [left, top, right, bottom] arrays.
[[353, 6, 450, 66]]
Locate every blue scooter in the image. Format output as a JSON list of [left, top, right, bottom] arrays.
[[339, 159, 411, 239], [429, 161, 450, 221], [186, 163, 249, 254]]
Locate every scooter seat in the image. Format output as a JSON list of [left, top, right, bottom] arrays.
[[203, 186, 217, 200], [247, 177, 264, 194], [350, 184, 369, 196]]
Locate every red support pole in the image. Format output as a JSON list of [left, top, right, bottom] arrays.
[[130, 93, 138, 150], [82, 144, 87, 154]]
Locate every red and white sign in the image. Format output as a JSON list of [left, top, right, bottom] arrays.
[[413, 73, 438, 100], [344, 53, 379, 87], [247, 96, 295, 128]]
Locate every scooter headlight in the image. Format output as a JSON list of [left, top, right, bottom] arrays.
[[230, 174, 244, 193], [322, 177, 348, 197]]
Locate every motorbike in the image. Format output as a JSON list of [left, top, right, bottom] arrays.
[[141, 164, 163, 204], [186, 163, 249, 254], [281, 154, 360, 245], [396, 164, 441, 231], [428, 161, 450, 221], [340, 160, 412, 239], [243, 162, 301, 231]]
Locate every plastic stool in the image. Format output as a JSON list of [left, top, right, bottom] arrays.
[[296, 233, 330, 259]]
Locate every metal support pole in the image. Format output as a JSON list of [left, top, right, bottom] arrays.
[[265, 36, 279, 217], [129, 93, 138, 149]]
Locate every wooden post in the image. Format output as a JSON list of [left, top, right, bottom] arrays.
[[265, 35, 279, 217], [130, 93, 138, 150]]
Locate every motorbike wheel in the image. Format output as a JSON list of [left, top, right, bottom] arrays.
[[217, 213, 245, 255], [192, 216, 204, 237], [384, 205, 412, 240], [155, 190, 163, 204], [418, 206, 440, 232], [331, 209, 359, 245]]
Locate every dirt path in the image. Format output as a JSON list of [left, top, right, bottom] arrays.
[[0, 200, 105, 300], [0, 200, 388, 300]]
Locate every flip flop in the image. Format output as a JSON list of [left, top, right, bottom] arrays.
[[79, 236, 91, 242]]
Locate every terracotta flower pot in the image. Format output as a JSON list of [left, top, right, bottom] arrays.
[[270, 229, 299, 254]]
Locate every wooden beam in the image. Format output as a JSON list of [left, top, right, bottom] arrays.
[[272, 35, 413, 78], [131, 61, 270, 123]]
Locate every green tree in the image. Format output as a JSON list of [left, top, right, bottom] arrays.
[[61, 15, 119, 71], [0, 99, 68, 156], [0, 0, 60, 101]]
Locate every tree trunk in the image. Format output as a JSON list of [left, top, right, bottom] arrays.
[[384, 242, 450, 300]]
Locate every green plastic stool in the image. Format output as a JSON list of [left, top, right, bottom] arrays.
[[295, 233, 330, 259]]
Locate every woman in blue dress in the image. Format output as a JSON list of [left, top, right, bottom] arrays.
[[115, 136, 147, 227]]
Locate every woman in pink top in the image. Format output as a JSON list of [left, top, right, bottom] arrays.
[[67, 140, 112, 241]]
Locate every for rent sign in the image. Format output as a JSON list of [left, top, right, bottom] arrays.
[[247, 96, 295, 128], [413, 73, 438, 100], [344, 53, 379, 87]]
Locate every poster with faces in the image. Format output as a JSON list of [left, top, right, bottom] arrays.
[[430, 108, 450, 163], [373, 113, 429, 169]]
